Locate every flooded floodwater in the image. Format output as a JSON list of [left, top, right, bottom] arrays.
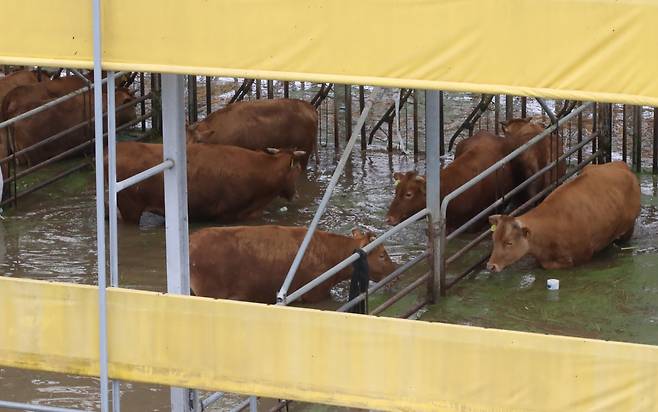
[[1, 85, 657, 411]]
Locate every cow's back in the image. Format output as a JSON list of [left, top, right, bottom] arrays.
[[194, 99, 317, 165], [527, 161, 640, 262], [444, 131, 515, 231], [190, 226, 350, 303]]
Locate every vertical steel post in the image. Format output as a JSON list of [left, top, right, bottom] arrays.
[[359, 86, 366, 150], [107, 71, 121, 412], [187, 75, 198, 123], [521, 96, 527, 118], [597, 103, 612, 163], [161, 74, 192, 412], [255, 80, 261, 99], [283, 81, 289, 98], [387, 119, 393, 152], [592, 103, 598, 162], [249, 396, 257, 412], [267, 80, 274, 99], [344, 85, 352, 141], [91, 0, 109, 410], [425, 90, 442, 302]]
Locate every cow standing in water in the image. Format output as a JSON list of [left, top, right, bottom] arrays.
[[186, 98, 318, 168], [386, 131, 516, 232], [189, 226, 397, 304], [487, 161, 640, 272], [109, 142, 306, 224], [501, 118, 566, 202]]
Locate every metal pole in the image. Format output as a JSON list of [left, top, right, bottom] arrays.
[[439, 91, 445, 156], [425, 90, 441, 302], [494, 95, 500, 135], [622, 105, 628, 163], [139, 73, 146, 132], [413, 90, 419, 157], [92, 0, 109, 409], [536, 98, 557, 124], [333, 84, 339, 148], [276, 89, 383, 304], [0, 401, 84, 412], [283, 81, 289, 98], [577, 105, 583, 164], [359, 86, 366, 150], [267, 80, 274, 99], [161, 74, 192, 412], [106, 71, 121, 412], [255, 79, 261, 99], [249, 396, 257, 412], [344, 84, 352, 141], [521, 96, 527, 118]]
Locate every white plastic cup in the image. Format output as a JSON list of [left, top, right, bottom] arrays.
[[547, 278, 560, 290]]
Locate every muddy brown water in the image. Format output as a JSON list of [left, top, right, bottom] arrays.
[[1, 87, 657, 411]]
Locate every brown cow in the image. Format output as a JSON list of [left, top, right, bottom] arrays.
[[189, 226, 397, 304], [486, 161, 640, 272], [110, 142, 306, 224], [186, 98, 318, 168], [386, 131, 516, 233], [501, 118, 566, 202], [5, 87, 136, 165], [0, 69, 47, 180]]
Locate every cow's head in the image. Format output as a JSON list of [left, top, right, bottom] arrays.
[[385, 171, 426, 226], [186, 123, 214, 144], [500, 117, 543, 137], [115, 87, 138, 126], [486, 214, 530, 273], [351, 228, 397, 281], [265, 148, 306, 200]]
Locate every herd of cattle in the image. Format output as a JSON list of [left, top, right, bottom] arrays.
[[0, 68, 641, 305]]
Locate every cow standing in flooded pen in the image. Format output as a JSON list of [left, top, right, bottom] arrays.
[[109, 142, 306, 224], [186, 98, 318, 168], [487, 161, 640, 272], [189, 226, 397, 304]]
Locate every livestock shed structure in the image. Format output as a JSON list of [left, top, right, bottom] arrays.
[[1, 1, 658, 412]]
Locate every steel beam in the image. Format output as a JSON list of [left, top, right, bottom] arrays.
[[425, 90, 442, 302]]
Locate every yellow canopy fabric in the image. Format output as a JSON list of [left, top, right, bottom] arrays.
[[1, 0, 658, 106], [1, 277, 657, 411]]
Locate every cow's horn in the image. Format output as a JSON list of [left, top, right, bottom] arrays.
[[293, 150, 306, 157], [265, 147, 280, 154]]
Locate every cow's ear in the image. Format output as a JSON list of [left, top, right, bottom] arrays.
[[522, 227, 530, 238], [489, 215, 501, 226], [414, 175, 425, 183], [265, 147, 280, 155], [351, 228, 365, 239]]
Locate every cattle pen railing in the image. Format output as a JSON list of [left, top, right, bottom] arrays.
[[0, 71, 153, 208], [438, 101, 606, 295]]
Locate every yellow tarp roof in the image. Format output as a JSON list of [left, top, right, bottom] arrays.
[[2, 1, 657, 106]]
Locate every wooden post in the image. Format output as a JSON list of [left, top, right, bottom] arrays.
[[577, 103, 583, 164], [494, 95, 500, 135], [344, 85, 352, 141], [622, 105, 628, 163], [139, 72, 146, 132], [633, 106, 642, 173], [653, 107, 658, 175], [505, 95, 513, 120], [333, 84, 339, 148], [205, 76, 212, 115], [359, 86, 366, 150], [413, 90, 419, 158], [187, 75, 198, 123]]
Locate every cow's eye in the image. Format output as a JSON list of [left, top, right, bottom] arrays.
[[404, 191, 413, 199]]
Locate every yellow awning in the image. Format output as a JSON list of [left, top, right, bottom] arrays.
[[1, 277, 657, 411], [1, 0, 658, 106]]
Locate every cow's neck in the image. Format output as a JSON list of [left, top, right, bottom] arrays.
[[520, 214, 559, 264]]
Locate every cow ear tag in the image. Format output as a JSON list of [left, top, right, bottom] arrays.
[[490, 224, 496, 232], [394, 179, 400, 187]]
